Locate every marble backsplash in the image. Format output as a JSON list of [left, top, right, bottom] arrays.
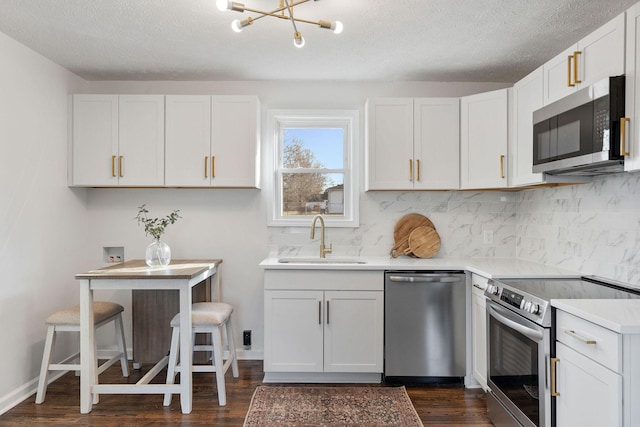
[[268, 171, 640, 287]]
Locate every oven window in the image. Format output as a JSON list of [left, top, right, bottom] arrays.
[[489, 315, 540, 426]]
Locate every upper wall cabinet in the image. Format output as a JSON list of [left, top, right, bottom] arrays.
[[510, 66, 545, 187], [460, 88, 509, 189], [625, 4, 640, 172], [70, 94, 165, 187], [165, 95, 260, 188], [365, 97, 460, 190], [543, 13, 625, 106]]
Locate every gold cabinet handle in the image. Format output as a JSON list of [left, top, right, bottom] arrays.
[[499, 155, 505, 179], [111, 155, 116, 177], [573, 51, 582, 84], [204, 156, 208, 178], [621, 117, 631, 156], [564, 329, 596, 345], [551, 357, 560, 397], [211, 155, 215, 178], [409, 159, 413, 181], [119, 156, 123, 178], [416, 159, 421, 182], [567, 55, 575, 87]]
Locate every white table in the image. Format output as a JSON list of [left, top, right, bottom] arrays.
[[75, 259, 222, 414]]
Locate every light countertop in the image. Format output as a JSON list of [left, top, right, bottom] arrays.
[[259, 256, 580, 279], [552, 299, 640, 334]]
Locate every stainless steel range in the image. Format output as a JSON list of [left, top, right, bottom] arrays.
[[484, 276, 640, 427]]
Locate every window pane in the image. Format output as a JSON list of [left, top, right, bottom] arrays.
[[283, 128, 344, 168], [282, 172, 344, 216]]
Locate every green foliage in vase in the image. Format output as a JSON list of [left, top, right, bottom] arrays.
[[135, 204, 181, 240]]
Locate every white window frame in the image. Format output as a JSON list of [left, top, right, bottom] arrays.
[[266, 109, 360, 227]]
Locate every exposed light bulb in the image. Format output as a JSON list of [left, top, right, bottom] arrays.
[[333, 21, 343, 34], [216, 0, 227, 11], [294, 32, 305, 48], [231, 19, 243, 32]]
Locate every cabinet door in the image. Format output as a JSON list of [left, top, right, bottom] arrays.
[[324, 291, 383, 373], [414, 98, 460, 189], [165, 95, 212, 187], [264, 290, 324, 372], [71, 94, 118, 186], [577, 13, 625, 89], [471, 279, 487, 390], [511, 67, 545, 187], [555, 342, 622, 427], [211, 96, 260, 188], [118, 95, 165, 186], [543, 44, 578, 105], [365, 98, 414, 190], [460, 89, 509, 189], [626, 5, 640, 171]]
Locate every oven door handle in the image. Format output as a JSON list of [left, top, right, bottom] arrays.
[[488, 303, 544, 342]]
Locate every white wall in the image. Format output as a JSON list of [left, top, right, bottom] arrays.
[[0, 31, 87, 412]]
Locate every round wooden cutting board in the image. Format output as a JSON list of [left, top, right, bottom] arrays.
[[390, 213, 436, 258], [406, 225, 441, 258]]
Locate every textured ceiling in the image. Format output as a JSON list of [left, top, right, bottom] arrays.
[[0, 0, 636, 82]]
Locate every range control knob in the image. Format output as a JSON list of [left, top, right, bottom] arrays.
[[486, 284, 499, 295], [528, 303, 540, 315]]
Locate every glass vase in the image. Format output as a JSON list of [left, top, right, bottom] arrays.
[[145, 238, 171, 268]]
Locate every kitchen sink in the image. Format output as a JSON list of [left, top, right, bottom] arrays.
[[277, 257, 367, 264]]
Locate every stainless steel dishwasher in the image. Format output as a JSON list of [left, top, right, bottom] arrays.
[[384, 270, 466, 383]]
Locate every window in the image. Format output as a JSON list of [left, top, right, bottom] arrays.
[[267, 109, 359, 227]]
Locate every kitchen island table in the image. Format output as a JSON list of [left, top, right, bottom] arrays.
[[75, 259, 222, 414]]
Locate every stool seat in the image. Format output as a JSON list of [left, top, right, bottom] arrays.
[[36, 301, 129, 404], [169, 302, 233, 327], [164, 301, 239, 407], [46, 302, 124, 326]]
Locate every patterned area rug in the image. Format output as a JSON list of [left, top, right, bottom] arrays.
[[243, 385, 424, 427]]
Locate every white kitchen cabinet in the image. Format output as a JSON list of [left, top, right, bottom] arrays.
[[543, 13, 625, 106], [70, 94, 164, 186], [625, 4, 640, 171], [165, 95, 260, 188], [263, 270, 383, 382], [471, 274, 488, 390], [460, 88, 509, 189], [510, 67, 545, 187], [365, 97, 459, 190]]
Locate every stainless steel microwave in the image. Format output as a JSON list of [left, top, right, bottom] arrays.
[[532, 76, 626, 176]]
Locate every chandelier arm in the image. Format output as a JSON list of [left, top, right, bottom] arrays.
[[283, 0, 300, 33], [240, 0, 311, 19]]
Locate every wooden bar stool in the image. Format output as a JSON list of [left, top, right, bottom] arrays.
[[35, 301, 129, 404], [163, 302, 239, 406]]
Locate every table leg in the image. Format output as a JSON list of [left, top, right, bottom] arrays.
[[179, 283, 193, 414], [79, 279, 96, 414]]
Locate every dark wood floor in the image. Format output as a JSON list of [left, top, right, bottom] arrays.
[[0, 360, 493, 426]]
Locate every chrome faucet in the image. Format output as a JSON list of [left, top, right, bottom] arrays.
[[310, 214, 332, 258]]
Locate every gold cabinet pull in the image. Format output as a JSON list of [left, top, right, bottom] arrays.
[[409, 159, 413, 181], [573, 51, 582, 84], [416, 159, 421, 182], [567, 55, 575, 87], [212, 155, 215, 178], [551, 357, 560, 397], [499, 155, 505, 179], [204, 156, 208, 178], [119, 156, 123, 178], [111, 155, 116, 177], [564, 329, 596, 345], [621, 117, 631, 156]]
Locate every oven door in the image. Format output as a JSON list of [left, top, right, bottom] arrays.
[[487, 301, 551, 427]]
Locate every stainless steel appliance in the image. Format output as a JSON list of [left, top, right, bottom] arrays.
[[532, 75, 626, 176], [485, 276, 640, 427], [384, 271, 466, 383]]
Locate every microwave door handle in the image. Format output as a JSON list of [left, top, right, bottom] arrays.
[[488, 303, 544, 342]]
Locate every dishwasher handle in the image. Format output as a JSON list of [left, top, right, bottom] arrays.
[[387, 274, 463, 283]]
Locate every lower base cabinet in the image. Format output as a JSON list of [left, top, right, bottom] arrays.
[[263, 270, 383, 382], [471, 274, 488, 390]]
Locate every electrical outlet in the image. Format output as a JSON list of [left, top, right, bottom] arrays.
[[243, 330, 252, 349], [483, 230, 494, 244]]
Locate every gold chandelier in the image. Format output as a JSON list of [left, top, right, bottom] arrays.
[[216, 0, 343, 48]]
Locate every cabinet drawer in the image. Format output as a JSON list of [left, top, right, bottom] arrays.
[[556, 310, 621, 372], [471, 274, 488, 297]]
